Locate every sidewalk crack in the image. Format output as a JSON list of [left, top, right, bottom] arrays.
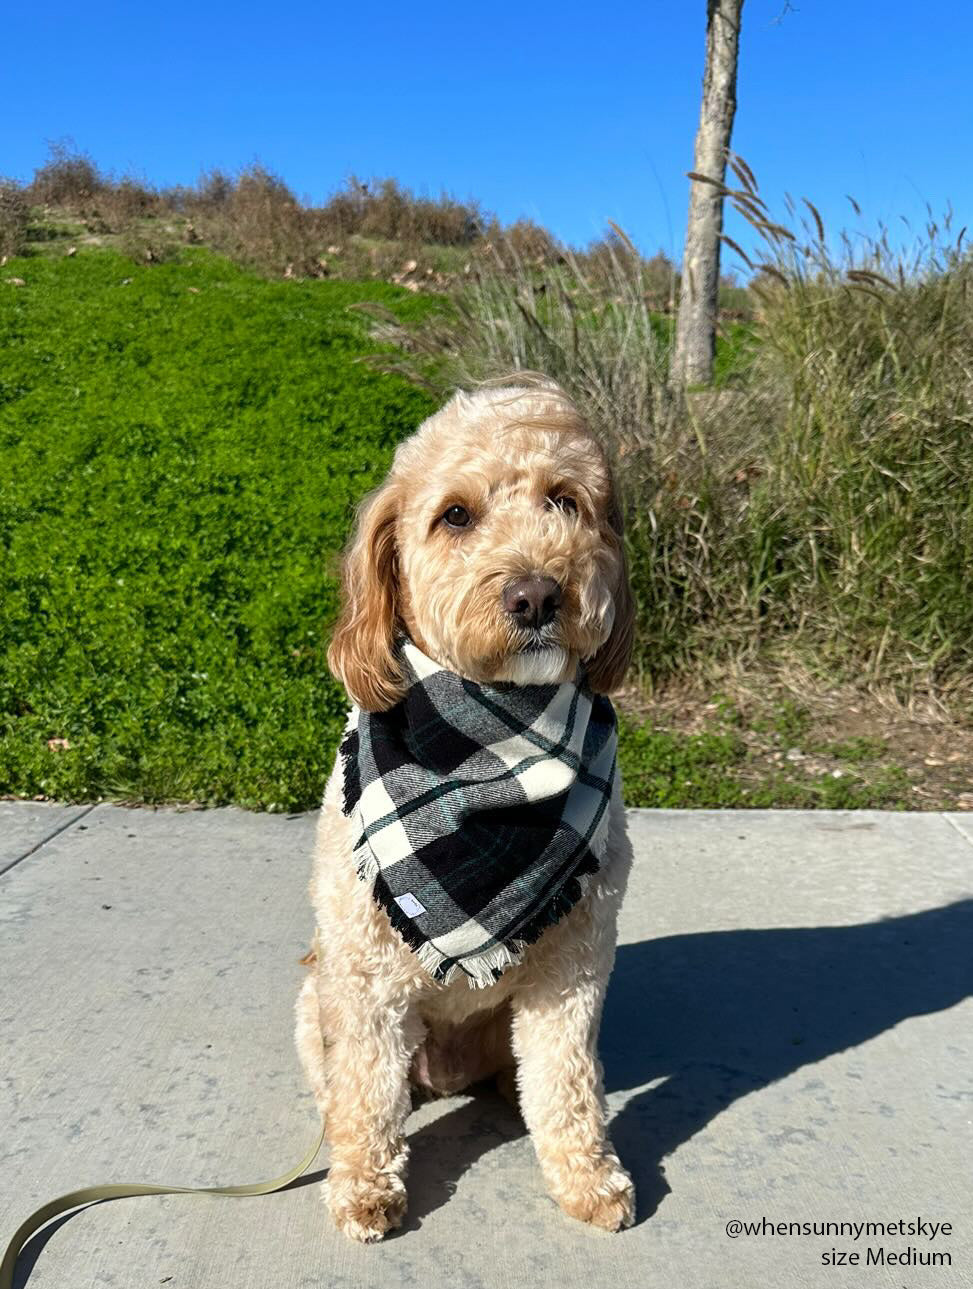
[[942, 812, 973, 852], [0, 803, 98, 877]]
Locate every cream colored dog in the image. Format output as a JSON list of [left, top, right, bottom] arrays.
[[295, 379, 636, 1242]]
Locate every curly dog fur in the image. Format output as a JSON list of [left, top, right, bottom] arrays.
[[295, 379, 636, 1241]]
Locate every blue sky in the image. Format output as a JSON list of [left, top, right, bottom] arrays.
[[5, 1, 971, 267]]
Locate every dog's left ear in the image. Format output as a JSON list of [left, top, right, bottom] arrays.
[[586, 487, 635, 695], [327, 480, 407, 711]]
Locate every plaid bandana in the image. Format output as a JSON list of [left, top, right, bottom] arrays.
[[339, 641, 618, 988]]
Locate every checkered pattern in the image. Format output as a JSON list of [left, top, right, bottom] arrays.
[[339, 642, 618, 988]]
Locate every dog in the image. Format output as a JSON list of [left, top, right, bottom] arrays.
[[295, 378, 636, 1242]]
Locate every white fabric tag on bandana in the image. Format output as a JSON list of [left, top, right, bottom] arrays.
[[395, 892, 427, 918]]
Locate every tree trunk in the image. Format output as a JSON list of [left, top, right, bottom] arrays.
[[670, 0, 744, 390]]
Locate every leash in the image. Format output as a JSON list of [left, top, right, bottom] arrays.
[[0, 1123, 325, 1289]]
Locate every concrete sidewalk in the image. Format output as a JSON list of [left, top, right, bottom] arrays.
[[1, 803, 971, 1289]]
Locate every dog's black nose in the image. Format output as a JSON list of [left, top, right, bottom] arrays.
[[503, 576, 563, 629]]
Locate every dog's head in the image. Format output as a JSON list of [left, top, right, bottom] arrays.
[[328, 381, 634, 709]]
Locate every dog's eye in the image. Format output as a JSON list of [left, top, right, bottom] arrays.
[[549, 494, 578, 515], [442, 504, 472, 529]]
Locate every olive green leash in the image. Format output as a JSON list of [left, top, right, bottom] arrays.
[[0, 1124, 325, 1289]]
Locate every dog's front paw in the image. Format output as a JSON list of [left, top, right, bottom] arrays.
[[550, 1155, 635, 1233], [324, 1164, 408, 1243]]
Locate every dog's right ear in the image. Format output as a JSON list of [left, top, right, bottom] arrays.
[[327, 482, 406, 711]]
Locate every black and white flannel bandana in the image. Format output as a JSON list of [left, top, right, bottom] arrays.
[[339, 641, 618, 988]]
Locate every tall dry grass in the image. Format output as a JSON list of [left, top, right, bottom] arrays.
[[443, 227, 673, 441], [731, 185, 973, 697], [176, 165, 324, 275], [374, 174, 973, 707]]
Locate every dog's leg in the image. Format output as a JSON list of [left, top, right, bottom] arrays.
[[315, 965, 424, 1243], [294, 969, 328, 1114], [511, 898, 634, 1232]]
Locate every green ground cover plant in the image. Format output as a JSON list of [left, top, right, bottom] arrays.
[[0, 249, 436, 808], [617, 717, 909, 809]]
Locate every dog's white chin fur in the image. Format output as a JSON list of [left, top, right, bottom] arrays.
[[494, 646, 573, 685]]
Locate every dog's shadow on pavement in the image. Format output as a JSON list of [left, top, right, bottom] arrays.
[[403, 898, 973, 1230]]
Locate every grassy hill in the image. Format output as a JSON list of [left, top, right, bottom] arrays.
[[3, 244, 954, 811], [3, 180, 971, 810]]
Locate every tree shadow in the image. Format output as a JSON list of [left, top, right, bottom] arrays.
[[401, 898, 973, 1228]]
